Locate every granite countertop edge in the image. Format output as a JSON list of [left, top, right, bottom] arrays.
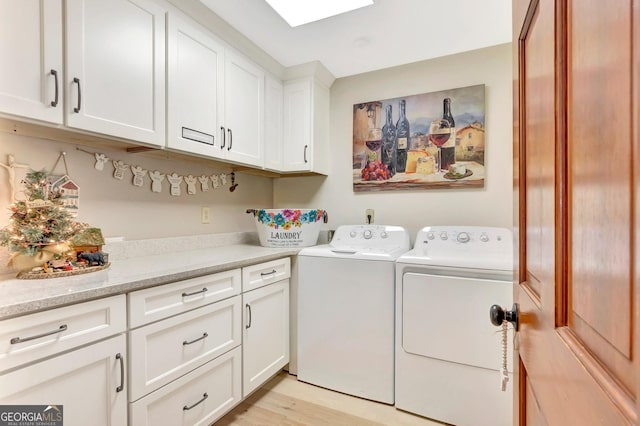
[[0, 244, 300, 321]]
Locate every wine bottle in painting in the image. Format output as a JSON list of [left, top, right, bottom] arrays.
[[440, 97, 456, 171], [395, 100, 410, 172], [381, 105, 396, 176]]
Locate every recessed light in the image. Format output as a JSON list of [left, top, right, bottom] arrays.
[[265, 0, 374, 27]]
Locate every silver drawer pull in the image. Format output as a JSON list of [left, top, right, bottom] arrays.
[[182, 287, 208, 297], [260, 270, 277, 277], [183, 332, 208, 346], [115, 353, 125, 393], [183, 393, 208, 411], [10, 324, 68, 344]]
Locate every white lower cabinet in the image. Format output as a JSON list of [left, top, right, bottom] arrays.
[[242, 279, 290, 397], [0, 334, 128, 426], [130, 346, 241, 426]]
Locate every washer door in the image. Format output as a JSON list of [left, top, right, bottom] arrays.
[[401, 272, 513, 371]]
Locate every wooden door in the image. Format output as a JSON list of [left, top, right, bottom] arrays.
[[514, 0, 639, 424]]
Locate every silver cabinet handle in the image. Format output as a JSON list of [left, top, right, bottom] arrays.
[[260, 270, 277, 277], [245, 303, 252, 329], [73, 77, 81, 113], [183, 393, 208, 411], [183, 332, 208, 346], [227, 128, 232, 150], [10, 324, 67, 344], [220, 126, 226, 149], [304, 144, 308, 163], [181, 287, 208, 297], [50, 69, 59, 107], [115, 353, 124, 392]]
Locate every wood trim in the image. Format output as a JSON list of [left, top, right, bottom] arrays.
[[632, 0, 640, 419], [518, 357, 527, 426], [554, 0, 568, 328]]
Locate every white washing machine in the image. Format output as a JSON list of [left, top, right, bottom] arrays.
[[297, 224, 410, 404], [395, 226, 514, 426]]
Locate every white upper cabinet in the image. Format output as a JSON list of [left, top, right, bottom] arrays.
[[66, 0, 166, 147], [0, 0, 63, 124], [223, 49, 264, 167], [282, 77, 330, 174], [166, 12, 224, 159], [264, 75, 284, 171]]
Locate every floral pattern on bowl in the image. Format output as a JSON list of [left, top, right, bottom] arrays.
[[250, 209, 326, 230]]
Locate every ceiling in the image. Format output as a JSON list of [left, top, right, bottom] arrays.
[[199, 0, 512, 78]]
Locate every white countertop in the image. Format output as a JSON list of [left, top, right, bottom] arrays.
[[0, 243, 299, 320]]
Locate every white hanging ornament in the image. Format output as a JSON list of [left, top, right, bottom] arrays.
[[47, 152, 79, 217], [94, 153, 109, 171], [220, 173, 227, 186], [185, 175, 197, 195], [198, 175, 210, 192], [167, 172, 183, 196], [149, 170, 165, 193], [210, 174, 220, 189], [131, 165, 147, 187], [113, 160, 129, 180]]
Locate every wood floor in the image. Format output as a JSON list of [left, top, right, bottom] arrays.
[[216, 372, 446, 426]]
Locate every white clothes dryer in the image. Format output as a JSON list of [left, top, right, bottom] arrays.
[[297, 224, 410, 404], [395, 226, 514, 426]]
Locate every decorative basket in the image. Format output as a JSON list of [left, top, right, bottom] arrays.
[[246, 208, 327, 248]]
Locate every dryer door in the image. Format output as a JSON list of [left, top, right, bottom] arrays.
[[401, 272, 512, 371]]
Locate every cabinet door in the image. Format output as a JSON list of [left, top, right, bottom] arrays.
[[0, 334, 127, 426], [66, 0, 165, 146], [167, 13, 224, 159], [264, 75, 283, 171], [242, 280, 289, 397], [282, 79, 312, 171], [0, 0, 63, 123], [223, 49, 264, 167]]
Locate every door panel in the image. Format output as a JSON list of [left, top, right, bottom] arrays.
[[515, 0, 638, 423]]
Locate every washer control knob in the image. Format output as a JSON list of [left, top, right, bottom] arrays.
[[480, 233, 489, 242], [440, 232, 448, 240], [380, 231, 388, 239], [427, 232, 435, 240], [363, 229, 373, 239], [457, 232, 470, 243], [350, 230, 357, 238]]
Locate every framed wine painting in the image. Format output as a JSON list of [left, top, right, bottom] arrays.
[[353, 84, 485, 192]]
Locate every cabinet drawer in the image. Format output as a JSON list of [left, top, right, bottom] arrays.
[[242, 257, 291, 292], [0, 295, 126, 372], [129, 296, 241, 401], [128, 269, 241, 328], [130, 346, 241, 426]]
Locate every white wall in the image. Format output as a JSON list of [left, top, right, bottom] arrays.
[[274, 43, 513, 242], [0, 133, 272, 240]]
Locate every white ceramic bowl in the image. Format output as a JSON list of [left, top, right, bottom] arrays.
[[247, 208, 327, 248]]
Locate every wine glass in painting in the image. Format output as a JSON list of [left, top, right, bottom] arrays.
[[365, 127, 383, 161], [428, 119, 451, 173]]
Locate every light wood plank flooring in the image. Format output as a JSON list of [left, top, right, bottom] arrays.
[[216, 372, 446, 425]]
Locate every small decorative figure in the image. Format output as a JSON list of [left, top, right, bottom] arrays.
[[184, 175, 197, 195], [149, 170, 165, 193], [167, 172, 183, 196], [220, 173, 227, 186], [0, 154, 30, 203], [210, 174, 220, 189], [131, 165, 147, 187], [94, 153, 109, 171], [198, 175, 210, 192], [112, 160, 129, 180], [78, 251, 106, 266]]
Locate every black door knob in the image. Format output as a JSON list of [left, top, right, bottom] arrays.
[[490, 303, 519, 331]]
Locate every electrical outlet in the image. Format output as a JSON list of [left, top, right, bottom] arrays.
[[201, 207, 211, 224], [365, 209, 374, 224]]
